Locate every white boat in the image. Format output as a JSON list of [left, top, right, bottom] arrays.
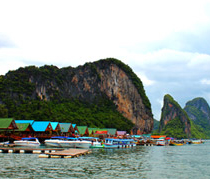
[[14, 137, 40, 147], [58, 137, 79, 148], [90, 138, 104, 148], [156, 139, 165, 146], [44, 136, 68, 147], [0, 141, 9, 146], [74, 137, 92, 148], [104, 138, 136, 148]]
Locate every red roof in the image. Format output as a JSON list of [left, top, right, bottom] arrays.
[[95, 131, 107, 134], [151, 135, 166, 139]]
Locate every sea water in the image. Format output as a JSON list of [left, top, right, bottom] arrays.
[[0, 141, 210, 179]]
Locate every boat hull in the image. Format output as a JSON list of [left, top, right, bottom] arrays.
[[14, 141, 40, 147]]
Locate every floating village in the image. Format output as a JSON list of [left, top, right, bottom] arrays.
[[0, 118, 204, 158]]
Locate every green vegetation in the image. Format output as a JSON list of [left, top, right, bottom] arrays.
[[184, 98, 210, 138], [4, 98, 133, 132], [190, 119, 207, 139], [0, 63, 135, 132], [158, 94, 207, 139], [160, 117, 187, 139]]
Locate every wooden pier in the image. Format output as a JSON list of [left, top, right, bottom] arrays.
[[0, 147, 91, 158], [41, 149, 90, 158]]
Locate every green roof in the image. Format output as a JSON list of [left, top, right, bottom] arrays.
[[0, 118, 15, 129], [104, 128, 117, 135], [77, 126, 88, 135], [59, 123, 71, 133], [15, 123, 32, 132], [88, 128, 100, 134]]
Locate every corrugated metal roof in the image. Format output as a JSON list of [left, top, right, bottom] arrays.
[[32, 121, 51, 132], [117, 131, 127, 136], [59, 123, 71, 132], [50, 122, 59, 130], [15, 123, 32, 132], [15, 120, 34, 125], [77, 126, 88, 135], [104, 128, 117, 135], [88, 128, 100, 134], [0, 118, 14, 129]]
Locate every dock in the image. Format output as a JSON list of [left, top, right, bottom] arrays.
[[0, 147, 91, 158], [41, 149, 90, 158]]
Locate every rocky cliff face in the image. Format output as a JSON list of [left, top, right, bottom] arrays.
[[159, 94, 191, 138], [184, 97, 210, 136], [184, 97, 210, 123], [0, 58, 153, 134]]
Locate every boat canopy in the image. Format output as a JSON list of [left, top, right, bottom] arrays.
[[51, 136, 67, 139], [21, 137, 37, 140]]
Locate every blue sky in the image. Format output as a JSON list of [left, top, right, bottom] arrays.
[[0, 0, 210, 120]]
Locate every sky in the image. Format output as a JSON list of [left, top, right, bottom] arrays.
[[0, 0, 210, 120]]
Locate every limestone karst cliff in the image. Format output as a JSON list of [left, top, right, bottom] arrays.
[[0, 58, 153, 134], [159, 94, 191, 138], [184, 97, 210, 137]]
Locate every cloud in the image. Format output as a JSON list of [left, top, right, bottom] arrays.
[[136, 72, 156, 87], [0, 34, 15, 48], [201, 79, 210, 85], [0, 0, 210, 120], [128, 49, 210, 120]]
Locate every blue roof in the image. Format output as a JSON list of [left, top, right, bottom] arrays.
[[50, 122, 59, 130], [72, 124, 76, 128], [15, 120, 34, 125], [32, 121, 51, 132]]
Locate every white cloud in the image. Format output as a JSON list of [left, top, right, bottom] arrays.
[[0, 0, 210, 120], [136, 72, 155, 86], [201, 79, 210, 85]]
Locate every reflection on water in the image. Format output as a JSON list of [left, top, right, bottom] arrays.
[[0, 142, 210, 178]]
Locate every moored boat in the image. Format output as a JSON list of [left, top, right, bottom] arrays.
[[14, 137, 40, 147], [169, 141, 183, 146], [58, 137, 79, 148], [156, 139, 165, 146], [191, 139, 203, 144], [90, 138, 104, 148], [44, 136, 67, 147], [104, 138, 136, 148], [74, 137, 94, 148]]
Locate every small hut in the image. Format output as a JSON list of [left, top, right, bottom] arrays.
[[50, 122, 61, 136], [0, 118, 18, 140], [59, 123, 74, 136], [32, 121, 53, 138], [77, 126, 89, 136], [15, 123, 34, 138]]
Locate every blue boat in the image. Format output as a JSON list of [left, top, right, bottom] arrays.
[[104, 138, 136, 148]]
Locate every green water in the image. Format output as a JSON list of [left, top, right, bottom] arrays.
[[0, 141, 210, 178]]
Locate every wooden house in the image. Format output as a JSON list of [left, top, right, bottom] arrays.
[[104, 128, 117, 137], [15, 120, 34, 125], [0, 118, 18, 139], [117, 131, 127, 138], [15, 123, 34, 138], [77, 126, 89, 136], [88, 128, 100, 136], [32, 121, 53, 138], [50, 122, 61, 135], [59, 123, 74, 136]]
